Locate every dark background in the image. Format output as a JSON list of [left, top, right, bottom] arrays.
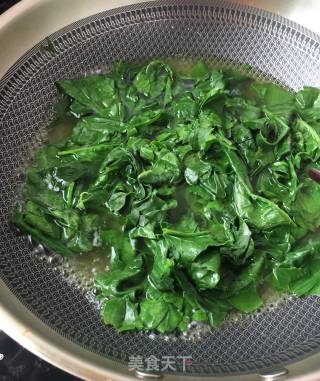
[[0, 0, 20, 13], [0, 1, 81, 380]]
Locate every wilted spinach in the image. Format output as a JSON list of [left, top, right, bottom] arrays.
[[12, 60, 320, 333]]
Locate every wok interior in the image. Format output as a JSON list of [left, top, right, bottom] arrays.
[[1, 1, 320, 376]]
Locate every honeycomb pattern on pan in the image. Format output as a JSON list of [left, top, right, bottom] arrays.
[[1, 1, 320, 375]]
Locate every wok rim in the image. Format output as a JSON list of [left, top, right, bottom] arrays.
[[1, 1, 320, 380]]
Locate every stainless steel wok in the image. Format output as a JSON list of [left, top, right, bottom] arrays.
[[1, 1, 320, 380]]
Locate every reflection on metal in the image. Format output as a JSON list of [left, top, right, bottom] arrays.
[[238, 0, 320, 35], [259, 367, 288, 380], [135, 370, 163, 379]]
